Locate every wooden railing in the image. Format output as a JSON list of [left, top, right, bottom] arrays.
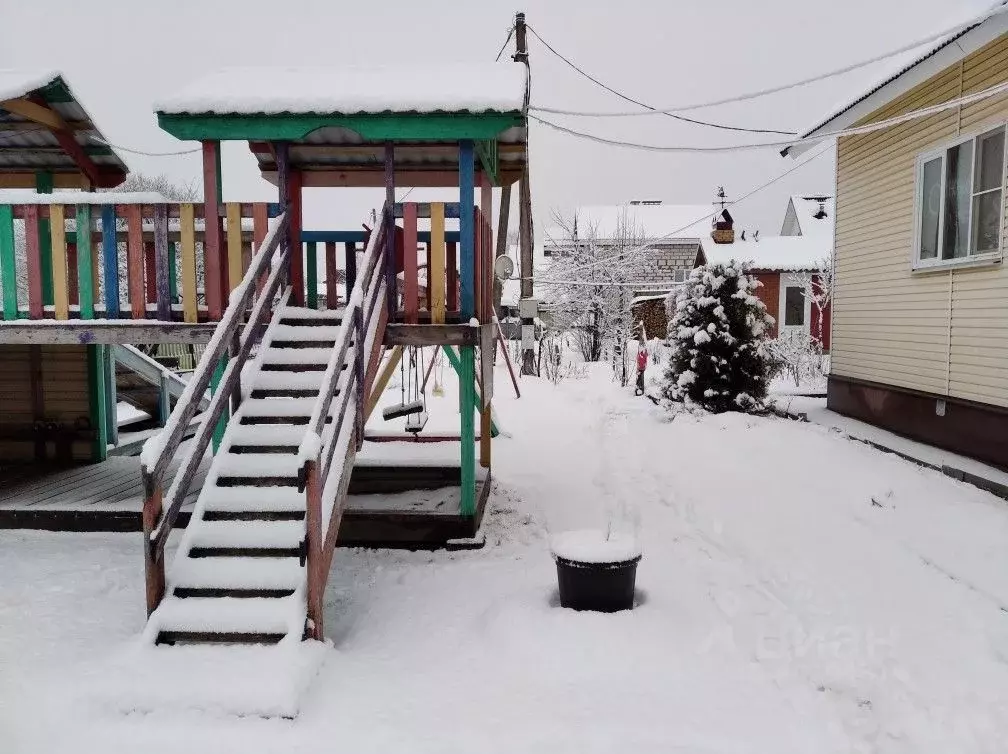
[[0, 198, 273, 324], [298, 205, 389, 640], [140, 211, 290, 616]]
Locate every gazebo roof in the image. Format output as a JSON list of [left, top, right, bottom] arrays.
[[155, 64, 528, 187], [0, 70, 129, 189]]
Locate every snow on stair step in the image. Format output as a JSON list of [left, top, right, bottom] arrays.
[[149, 595, 304, 637], [278, 305, 345, 320], [227, 423, 306, 447], [240, 397, 324, 417], [216, 453, 301, 478], [251, 371, 330, 391], [202, 486, 306, 513], [171, 557, 305, 591], [186, 518, 304, 550], [260, 348, 334, 365], [269, 324, 344, 341]]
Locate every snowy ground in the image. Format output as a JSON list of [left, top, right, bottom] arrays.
[[3, 362, 1008, 753]]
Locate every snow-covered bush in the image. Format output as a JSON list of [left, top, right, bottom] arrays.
[[661, 261, 774, 413], [767, 330, 826, 388]]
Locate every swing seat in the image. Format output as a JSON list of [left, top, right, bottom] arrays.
[[382, 399, 425, 421], [405, 410, 429, 434]]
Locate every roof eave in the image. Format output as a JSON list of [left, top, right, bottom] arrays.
[[783, 8, 1008, 158]]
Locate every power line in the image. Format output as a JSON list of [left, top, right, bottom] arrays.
[[526, 25, 797, 136], [532, 143, 832, 284], [529, 77, 1008, 155], [87, 135, 201, 157], [494, 25, 516, 62], [530, 2, 1008, 117]]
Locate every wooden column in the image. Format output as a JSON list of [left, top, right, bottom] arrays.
[[403, 202, 418, 323], [306, 241, 318, 309], [87, 344, 108, 462], [125, 205, 145, 319], [154, 204, 172, 321], [276, 141, 304, 306], [494, 183, 512, 318], [384, 143, 396, 317], [459, 140, 475, 319], [324, 241, 338, 308], [101, 204, 120, 319], [76, 205, 95, 319], [202, 141, 224, 320], [344, 241, 357, 300], [446, 241, 458, 312], [0, 205, 16, 319], [35, 171, 54, 307], [24, 205, 42, 319], [518, 166, 536, 375]]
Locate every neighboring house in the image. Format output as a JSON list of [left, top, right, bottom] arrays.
[[545, 200, 713, 339], [783, 3, 1008, 468], [781, 194, 835, 238], [706, 232, 832, 351]]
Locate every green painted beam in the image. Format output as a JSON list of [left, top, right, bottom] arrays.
[[87, 345, 108, 462], [0, 205, 17, 320], [157, 112, 523, 142], [76, 204, 95, 318], [211, 355, 228, 453], [459, 346, 476, 517], [440, 345, 498, 437]]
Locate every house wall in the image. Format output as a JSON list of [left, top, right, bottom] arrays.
[[627, 242, 701, 287], [832, 33, 1008, 409], [0, 345, 93, 463], [753, 272, 780, 338]]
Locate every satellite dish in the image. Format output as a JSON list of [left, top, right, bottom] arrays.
[[493, 255, 515, 281]]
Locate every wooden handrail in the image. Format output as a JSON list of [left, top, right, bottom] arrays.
[[299, 204, 390, 639], [141, 211, 289, 615]]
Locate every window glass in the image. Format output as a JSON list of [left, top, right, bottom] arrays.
[[784, 286, 805, 326], [975, 128, 1004, 193], [943, 140, 973, 259], [920, 157, 941, 260]]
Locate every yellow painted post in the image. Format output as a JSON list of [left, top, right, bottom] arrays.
[[430, 202, 446, 324], [226, 202, 242, 292], [50, 205, 69, 320], [364, 346, 404, 421], [180, 203, 198, 323]]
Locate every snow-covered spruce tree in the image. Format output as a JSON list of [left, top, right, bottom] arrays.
[[661, 261, 774, 412]]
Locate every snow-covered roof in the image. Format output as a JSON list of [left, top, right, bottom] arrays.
[[544, 203, 714, 246], [0, 69, 62, 102], [785, 195, 835, 239], [156, 65, 528, 116], [631, 293, 670, 306], [704, 235, 830, 272], [786, 1, 1008, 156]]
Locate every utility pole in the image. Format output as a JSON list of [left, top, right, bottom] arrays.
[[514, 11, 538, 376]]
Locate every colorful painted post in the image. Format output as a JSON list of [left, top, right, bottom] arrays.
[[153, 204, 172, 321], [67, 243, 79, 307], [306, 241, 318, 309], [211, 355, 227, 453], [460, 344, 476, 516], [180, 203, 198, 323], [36, 172, 54, 307], [202, 141, 223, 320], [403, 202, 418, 323], [0, 205, 17, 319], [125, 205, 145, 319], [253, 203, 268, 295], [324, 241, 338, 308], [168, 238, 178, 302], [87, 344, 108, 462], [23, 205, 43, 319], [275, 142, 304, 305], [447, 241, 458, 312], [384, 144, 396, 317], [101, 204, 120, 318], [144, 242, 157, 306], [430, 202, 446, 324], [76, 204, 95, 319], [49, 205, 69, 320], [226, 202, 243, 294], [344, 241, 357, 300], [459, 140, 475, 319]]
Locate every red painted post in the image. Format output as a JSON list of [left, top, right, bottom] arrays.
[[253, 203, 268, 295], [403, 202, 418, 323], [125, 205, 145, 319], [67, 243, 79, 308], [24, 205, 43, 319], [202, 141, 223, 320], [446, 241, 458, 312], [324, 241, 338, 308], [304, 460, 323, 640], [473, 210, 482, 324]]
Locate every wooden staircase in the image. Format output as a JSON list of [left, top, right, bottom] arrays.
[[141, 207, 389, 646]]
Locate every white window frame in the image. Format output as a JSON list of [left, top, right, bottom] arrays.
[[779, 274, 811, 335], [912, 122, 1007, 271]]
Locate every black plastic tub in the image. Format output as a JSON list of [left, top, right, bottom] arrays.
[[555, 554, 642, 612]]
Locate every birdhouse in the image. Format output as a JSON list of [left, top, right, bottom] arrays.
[[711, 208, 735, 244]]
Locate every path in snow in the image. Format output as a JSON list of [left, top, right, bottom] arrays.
[[2, 364, 1008, 754]]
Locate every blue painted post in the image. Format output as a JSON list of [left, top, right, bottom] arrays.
[[101, 205, 120, 318], [459, 140, 475, 319]]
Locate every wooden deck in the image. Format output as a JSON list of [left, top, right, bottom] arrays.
[[0, 441, 489, 548]]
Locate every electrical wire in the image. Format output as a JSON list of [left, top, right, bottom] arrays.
[[529, 77, 1008, 155], [495, 25, 516, 62], [87, 134, 201, 156], [528, 143, 832, 285], [526, 25, 797, 136], [530, 2, 1008, 117]]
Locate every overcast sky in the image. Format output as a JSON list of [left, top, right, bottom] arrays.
[[0, 0, 993, 242]]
